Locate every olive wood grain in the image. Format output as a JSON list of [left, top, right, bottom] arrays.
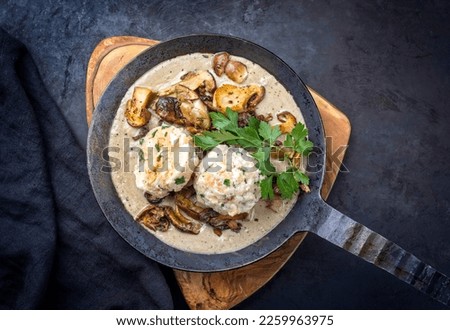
[[85, 37, 351, 310]]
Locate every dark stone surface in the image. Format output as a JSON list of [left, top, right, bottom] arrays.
[[1, 0, 449, 309]]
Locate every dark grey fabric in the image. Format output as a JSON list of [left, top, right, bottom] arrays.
[[0, 29, 173, 309]]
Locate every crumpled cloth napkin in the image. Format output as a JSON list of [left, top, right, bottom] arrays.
[[0, 28, 173, 309]]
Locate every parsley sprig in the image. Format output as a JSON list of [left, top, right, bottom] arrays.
[[194, 108, 314, 200]]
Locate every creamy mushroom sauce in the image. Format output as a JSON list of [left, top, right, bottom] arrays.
[[109, 53, 306, 254]]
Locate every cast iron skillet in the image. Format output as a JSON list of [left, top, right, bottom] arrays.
[[87, 34, 449, 306]]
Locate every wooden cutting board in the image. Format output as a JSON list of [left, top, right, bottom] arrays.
[[85, 36, 351, 310]]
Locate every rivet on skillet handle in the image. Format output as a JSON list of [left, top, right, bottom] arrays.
[[305, 200, 450, 306]]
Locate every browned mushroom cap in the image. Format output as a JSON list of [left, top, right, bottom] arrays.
[[179, 99, 211, 130], [155, 83, 193, 101], [179, 70, 216, 93], [198, 208, 220, 222], [255, 113, 273, 123], [154, 96, 185, 126], [125, 99, 151, 127], [135, 205, 170, 232], [213, 84, 265, 113], [158, 83, 199, 99], [225, 60, 248, 84], [175, 190, 205, 220], [208, 218, 242, 232], [247, 86, 266, 111], [277, 111, 297, 134], [174, 189, 248, 232], [213, 228, 223, 236], [206, 213, 247, 233], [212, 52, 230, 76], [157, 85, 175, 97], [163, 205, 202, 234], [198, 95, 220, 112], [125, 87, 155, 127]]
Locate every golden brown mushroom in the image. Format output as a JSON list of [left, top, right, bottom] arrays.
[[179, 70, 216, 93], [256, 113, 273, 123], [212, 52, 230, 76], [174, 84, 199, 101], [174, 191, 204, 220], [136, 205, 170, 232], [277, 111, 297, 134], [155, 94, 210, 131], [207, 216, 242, 233], [179, 99, 211, 130], [213, 84, 265, 113], [125, 87, 155, 127], [159, 84, 199, 100], [163, 205, 202, 234], [154, 96, 185, 126], [155, 72, 213, 130], [225, 60, 248, 83]]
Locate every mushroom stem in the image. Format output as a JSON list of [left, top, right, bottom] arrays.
[[135, 205, 170, 232], [163, 206, 202, 234]]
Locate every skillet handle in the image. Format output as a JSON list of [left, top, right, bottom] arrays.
[[311, 202, 450, 306]]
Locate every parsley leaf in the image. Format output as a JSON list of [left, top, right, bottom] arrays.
[[291, 123, 313, 155], [252, 147, 276, 175], [247, 116, 261, 131], [195, 130, 239, 150], [258, 121, 281, 144], [291, 122, 308, 140], [175, 177, 185, 185], [225, 108, 239, 129], [194, 135, 221, 150], [235, 126, 261, 148], [283, 134, 294, 148], [210, 111, 233, 131], [210, 108, 239, 132], [277, 172, 299, 199], [223, 179, 231, 187], [295, 139, 314, 155], [292, 168, 310, 185]]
